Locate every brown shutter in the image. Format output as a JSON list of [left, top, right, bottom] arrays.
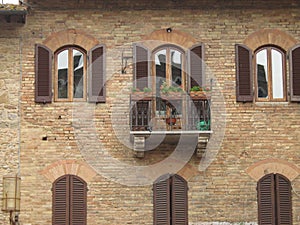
[[171, 175, 188, 225], [70, 175, 87, 225], [257, 174, 276, 225], [275, 174, 292, 225], [88, 44, 106, 103], [189, 44, 204, 89], [134, 44, 149, 90], [53, 176, 69, 225], [290, 44, 300, 102], [35, 44, 52, 103], [235, 44, 253, 102], [153, 174, 171, 225]]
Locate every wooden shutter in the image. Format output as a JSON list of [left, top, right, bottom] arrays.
[[70, 176, 87, 225], [290, 44, 300, 102], [153, 174, 171, 225], [88, 44, 106, 103], [235, 44, 253, 102], [189, 44, 204, 89], [258, 174, 276, 225], [35, 44, 52, 103], [134, 44, 149, 90], [53, 175, 87, 225], [53, 176, 69, 225], [171, 175, 188, 225], [275, 174, 292, 225]]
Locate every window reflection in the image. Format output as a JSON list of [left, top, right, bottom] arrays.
[[271, 49, 283, 99], [58, 50, 68, 98], [171, 49, 182, 87], [256, 49, 268, 98], [155, 50, 167, 113], [73, 50, 84, 98]]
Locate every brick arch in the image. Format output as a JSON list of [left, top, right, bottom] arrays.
[[243, 29, 297, 51], [43, 29, 99, 52], [39, 160, 97, 183], [142, 29, 197, 50], [246, 158, 300, 181]]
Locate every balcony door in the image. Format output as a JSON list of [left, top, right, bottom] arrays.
[[152, 46, 186, 129]]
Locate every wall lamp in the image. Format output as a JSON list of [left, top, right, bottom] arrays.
[[166, 27, 172, 33], [2, 175, 21, 225]]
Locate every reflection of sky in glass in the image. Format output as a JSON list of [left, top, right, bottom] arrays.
[[58, 50, 68, 69], [73, 50, 83, 71], [2, 0, 19, 4], [155, 50, 166, 65], [271, 49, 283, 98]]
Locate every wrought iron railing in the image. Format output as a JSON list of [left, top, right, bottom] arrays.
[[130, 96, 211, 132]]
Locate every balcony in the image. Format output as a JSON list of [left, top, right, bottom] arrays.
[[129, 92, 212, 158]]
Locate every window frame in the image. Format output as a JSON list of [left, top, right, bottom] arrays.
[[52, 174, 87, 225], [151, 45, 186, 121], [257, 173, 292, 225], [54, 45, 87, 102], [254, 46, 287, 102]]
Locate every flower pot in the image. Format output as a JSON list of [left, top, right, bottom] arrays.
[[131, 92, 153, 101], [166, 118, 176, 125], [190, 91, 210, 100]]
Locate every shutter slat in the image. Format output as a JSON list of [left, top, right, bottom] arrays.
[[53, 175, 87, 225], [88, 44, 106, 103], [235, 44, 253, 102], [258, 174, 275, 225], [70, 175, 87, 225], [134, 44, 149, 90], [153, 174, 171, 225], [35, 44, 52, 103], [276, 174, 292, 225], [172, 175, 188, 225], [290, 44, 300, 101], [53, 176, 69, 225], [189, 44, 204, 89]]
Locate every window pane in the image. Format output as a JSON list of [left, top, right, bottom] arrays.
[[155, 50, 166, 114], [256, 49, 268, 98], [73, 50, 84, 98], [171, 49, 182, 87], [271, 49, 284, 99], [58, 50, 68, 99]]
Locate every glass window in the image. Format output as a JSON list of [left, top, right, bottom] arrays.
[[55, 46, 86, 101], [255, 46, 286, 101]]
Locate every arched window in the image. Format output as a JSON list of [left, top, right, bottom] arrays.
[[55, 46, 87, 101], [257, 173, 292, 225], [255, 46, 286, 101], [52, 175, 87, 225], [153, 46, 185, 116], [153, 174, 188, 225]]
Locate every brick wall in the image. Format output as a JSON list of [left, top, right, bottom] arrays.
[[0, 0, 299, 224]]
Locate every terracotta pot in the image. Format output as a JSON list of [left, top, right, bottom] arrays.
[[166, 118, 176, 125]]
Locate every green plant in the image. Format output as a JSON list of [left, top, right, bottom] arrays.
[[196, 120, 210, 131], [160, 81, 183, 95], [142, 87, 152, 93], [190, 85, 211, 92], [131, 87, 152, 93], [190, 86, 203, 92]]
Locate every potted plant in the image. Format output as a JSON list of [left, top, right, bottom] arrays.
[[196, 120, 210, 131], [160, 81, 183, 100], [189, 85, 211, 100], [131, 87, 153, 101]]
